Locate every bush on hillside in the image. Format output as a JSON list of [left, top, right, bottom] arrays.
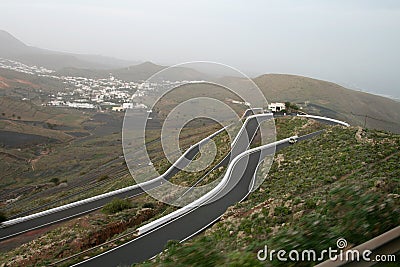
[[0, 211, 7, 223], [102, 198, 132, 214]]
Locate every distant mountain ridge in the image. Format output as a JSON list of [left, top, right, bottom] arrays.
[[0, 30, 210, 81], [0, 30, 137, 70]]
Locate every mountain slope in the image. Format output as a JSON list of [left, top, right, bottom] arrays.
[[56, 61, 209, 81], [112, 62, 209, 81], [138, 122, 400, 266], [0, 30, 135, 70], [0, 30, 30, 57], [253, 74, 400, 133], [0, 68, 66, 92]]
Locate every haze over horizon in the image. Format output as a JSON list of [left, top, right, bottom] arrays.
[[0, 0, 399, 99]]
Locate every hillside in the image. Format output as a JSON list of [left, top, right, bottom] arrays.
[[139, 119, 400, 266], [0, 97, 135, 205], [250, 74, 400, 133], [2, 57, 399, 134], [0, 68, 65, 91], [1, 117, 398, 266], [56, 61, 209, 82], [0, 30, 135, 70]]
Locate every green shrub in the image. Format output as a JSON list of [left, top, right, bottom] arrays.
[[102, 198, 132, 214], [305, 198, 317, 209], [49, 177, 59, 185], [0, 211, 7, 222], [143, 202, 155, 209], [274, 206, 291, 216], [97, 174, 109, 182]]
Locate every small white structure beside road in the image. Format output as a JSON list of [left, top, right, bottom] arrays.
[[267, 102, 286, 112], [122, 103, 134, 109], [112, 106, 125, 112]]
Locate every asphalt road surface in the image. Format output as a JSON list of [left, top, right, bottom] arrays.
[[75, 131, 322, 267]]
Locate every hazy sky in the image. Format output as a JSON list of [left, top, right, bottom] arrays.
[[1, 0, 399, 99]]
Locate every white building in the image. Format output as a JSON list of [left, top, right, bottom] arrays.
[[112, 106, 125, 112], [268, 102, 286, 112], [66, 102, 95, 109], [122, 103, 134, 109]]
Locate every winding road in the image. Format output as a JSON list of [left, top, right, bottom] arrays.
[[0, 110, 269, 241], [74, 115, 341, 266], [75, 131, 323, 266], [1, 111, 350, 267]]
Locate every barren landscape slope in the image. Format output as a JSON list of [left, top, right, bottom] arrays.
[[0, 30, 135, 70], [254, 74, 400, 133]]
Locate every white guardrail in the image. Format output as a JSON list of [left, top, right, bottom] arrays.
[[240, 107, 264, 120], [297, 114, 350, 127], [0, 109, 258, 228], [137, 135, 295, 235], [231, 112, 273, 148]]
